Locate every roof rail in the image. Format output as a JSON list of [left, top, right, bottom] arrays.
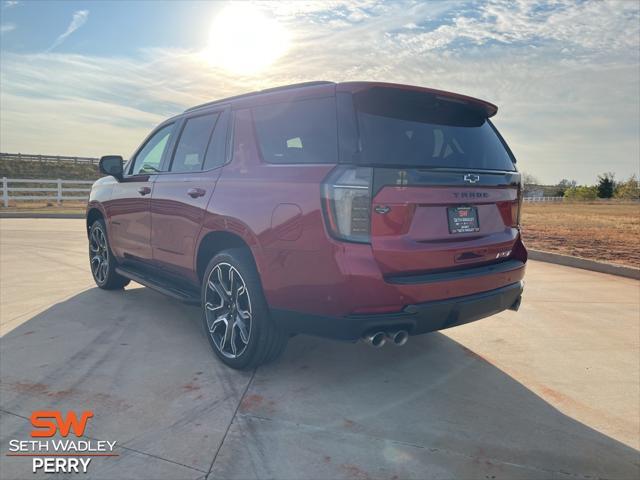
[[184, 81, 335, 113]]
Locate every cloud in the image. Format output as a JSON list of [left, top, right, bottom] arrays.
[[386, 0, 640, 56], [46, 9, 89, 52], [3, 0, 19, 8], [0, 1, 638, 184], [0, 23, 15, 34]]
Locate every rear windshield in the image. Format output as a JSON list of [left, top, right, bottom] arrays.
[[353, 88, 515, 170]]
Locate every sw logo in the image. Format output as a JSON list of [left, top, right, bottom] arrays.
[[31, 410, 93, 437], [7, 410, 117, 474]]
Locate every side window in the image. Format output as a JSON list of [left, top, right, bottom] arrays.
[[203, 110, 230, 170], [170, 113, 219, 173], [252, 97, 338, 164], [130, 124, 173, 175]]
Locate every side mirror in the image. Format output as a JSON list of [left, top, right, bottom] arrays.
[[99, 155, 124, 181]]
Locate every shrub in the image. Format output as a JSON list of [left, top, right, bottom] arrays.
[[614, 174, 640, 200], [564, 185, 598, 200]]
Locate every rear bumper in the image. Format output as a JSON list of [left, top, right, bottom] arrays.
[[272, 280, 524, 341]]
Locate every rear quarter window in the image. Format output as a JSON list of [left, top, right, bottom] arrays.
[[252, 97, 338, 164]]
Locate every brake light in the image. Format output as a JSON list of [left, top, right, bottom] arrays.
[[514, 183, 523, 227], [511, 201, 520, 227], [498, 186, 522, 228], [321, 166, 372, 243]]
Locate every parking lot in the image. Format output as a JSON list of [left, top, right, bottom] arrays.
[[0, 218, 638, 479]]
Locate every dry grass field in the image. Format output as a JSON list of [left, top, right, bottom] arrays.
[[522, 201, 640, 268]]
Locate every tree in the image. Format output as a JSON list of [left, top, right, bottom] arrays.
[[614, 174, 640, 200], [597, 172, 615, 198], [520, 172, 539, 195], [520, 172, 538, 187], [555, 178, 577, 197]]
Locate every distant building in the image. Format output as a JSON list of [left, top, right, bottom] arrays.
[[525, 189, 544, 198]]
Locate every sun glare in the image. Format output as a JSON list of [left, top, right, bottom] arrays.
[[206, 4, 290, 75]]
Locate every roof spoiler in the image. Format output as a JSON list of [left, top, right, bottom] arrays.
[[337, 82, 498, 118]]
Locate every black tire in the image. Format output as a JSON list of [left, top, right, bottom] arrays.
[[201, 248, 287, 370], [88, 219, 130, 290]]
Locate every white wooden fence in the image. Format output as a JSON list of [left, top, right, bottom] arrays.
[[0, 178, 569, 208], [1, 177, 93, 207], [523, 196, 564, 202], [1, 152, 99, 165]]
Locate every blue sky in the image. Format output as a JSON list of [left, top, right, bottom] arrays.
[[1, 0, 638, 184]]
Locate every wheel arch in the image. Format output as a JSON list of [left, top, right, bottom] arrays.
[[195, 230, 261, 283], [86, 205, 105, 234]]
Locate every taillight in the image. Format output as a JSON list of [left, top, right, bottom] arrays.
[[510, 201, 520, 227], [514, 184, 523, 227], [321, 166, 372, 243], [498, 185, 522, 228]]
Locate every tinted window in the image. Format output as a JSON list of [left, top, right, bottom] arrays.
[[354, 88, 515, 170], [203, 110, 230, 170], [131, 124, 173, 175], [252, 97, 338, 164], [171, 113, 219, 173]]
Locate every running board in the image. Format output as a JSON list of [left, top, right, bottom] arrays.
[[115, 266, 200, 305]]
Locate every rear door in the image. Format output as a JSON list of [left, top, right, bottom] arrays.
[[151, 108, 230, 281], [108, 123, 175, 262], [346, 87, 521, 276]]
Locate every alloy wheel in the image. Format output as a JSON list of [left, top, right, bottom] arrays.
[[89, 225, 109, 284], [204, 262, 252, 359]]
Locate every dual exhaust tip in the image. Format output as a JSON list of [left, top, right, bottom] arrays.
[[363, 329, 409, 348]]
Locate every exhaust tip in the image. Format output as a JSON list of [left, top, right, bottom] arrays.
[[393, 330, 409, 346], [387, 329, 409, 346], [364, 331, 386, 348]]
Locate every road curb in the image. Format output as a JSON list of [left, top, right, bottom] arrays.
[[529, 249, 640, 280], [0, 212, 85, 219]]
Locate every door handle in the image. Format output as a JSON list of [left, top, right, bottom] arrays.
[[137, 186, 151, 196], [187, 187, 206, 198]]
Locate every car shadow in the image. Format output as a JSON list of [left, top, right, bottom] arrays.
[[0, 286, 638, 479]]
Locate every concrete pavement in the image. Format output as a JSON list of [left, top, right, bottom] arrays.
[[0, 219, 638, 479]]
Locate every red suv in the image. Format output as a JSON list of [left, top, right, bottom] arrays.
[[87, 81, 526, 369]]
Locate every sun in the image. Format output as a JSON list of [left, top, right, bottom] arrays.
[[206, 4, 290, 75]]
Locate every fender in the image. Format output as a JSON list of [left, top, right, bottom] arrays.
[[194, 211, 265, 279]]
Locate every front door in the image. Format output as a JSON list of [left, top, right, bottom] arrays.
[[108, 123, 175, 263], [151, 108, 230, 281]]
